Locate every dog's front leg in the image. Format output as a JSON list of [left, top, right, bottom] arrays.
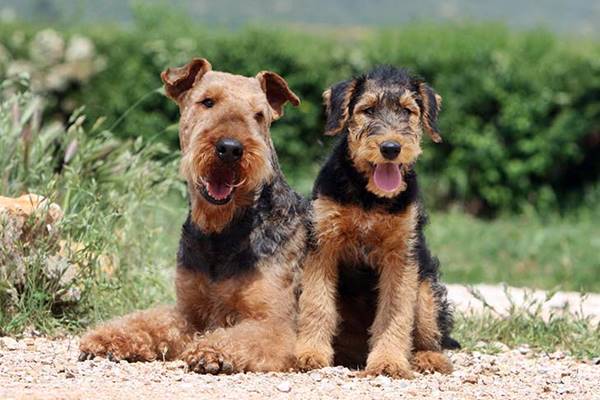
[[79, 305, 195, 362], [295, 248, 340, 371], [181, 317, 296, 373], [363, 255, 419, 379]]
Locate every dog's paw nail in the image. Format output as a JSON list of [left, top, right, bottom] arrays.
[[221, 361, 234, 374], [205, 362, 220, 374], [78, 351, 94, 362], [107, 352, 120, 363]]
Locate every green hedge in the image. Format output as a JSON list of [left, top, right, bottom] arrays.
[[1, 10, 599, 214]]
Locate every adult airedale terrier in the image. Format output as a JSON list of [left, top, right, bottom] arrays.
[[79, 58, 310, 374], [296, 66, 459, 378]]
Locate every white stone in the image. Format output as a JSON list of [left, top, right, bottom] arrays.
[[276, 381, 291, 393], [372, 375, 392, 387], [0, 337, 20, 350]]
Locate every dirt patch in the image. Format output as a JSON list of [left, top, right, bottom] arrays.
[[0, 337, 598, 400]]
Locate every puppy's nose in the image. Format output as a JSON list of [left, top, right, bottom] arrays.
[[216, 138, 244, 162], [379, 141, 401, 160]]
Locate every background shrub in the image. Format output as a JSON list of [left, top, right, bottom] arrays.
[[0, 79, 180, 334], [1, 9, 598, 214]]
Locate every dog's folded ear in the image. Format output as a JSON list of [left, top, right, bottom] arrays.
[[417, 82, 443, 143], [256, 71, 300, 120], [161, 58, 212, 103], [323, 79, 357, 136]]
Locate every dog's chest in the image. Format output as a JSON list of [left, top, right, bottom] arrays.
[[176, 267, 276, 329], [313, 197, 416, 262]]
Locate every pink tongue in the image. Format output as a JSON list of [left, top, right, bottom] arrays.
[[208, 182, 233, 200], [373, 164, 403, 192]]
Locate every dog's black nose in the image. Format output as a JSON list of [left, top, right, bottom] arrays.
[[379, 141, 401, 160], [216, 138, 244, 162]]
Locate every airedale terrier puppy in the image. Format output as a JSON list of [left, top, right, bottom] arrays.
[[79, 58, 310, 374], [296, 66, 459, 379]]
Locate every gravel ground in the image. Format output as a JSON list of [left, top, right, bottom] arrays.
[[1, 336, 599, 400], [1, 284, 599, 400]]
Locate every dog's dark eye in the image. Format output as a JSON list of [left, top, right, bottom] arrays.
[[363, 107, 375, 116], [199, 98, 215, 108], [255, 111, 264, 122], [401, 106, 413, 115]]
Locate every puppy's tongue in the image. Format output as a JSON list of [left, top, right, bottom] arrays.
[[373, 163, 403, 192]]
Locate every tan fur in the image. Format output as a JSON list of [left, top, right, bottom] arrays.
[[176, 70, 280, 233], [343, 89, 423, 198], [80, 59, 303, 374], [413, 280, 442, 352], [297, 198, 420, 378], [176, 250, 299, 372], [412, 351, 453, 374], [297, 76, 452, 377], [79, 306, 194, 362]]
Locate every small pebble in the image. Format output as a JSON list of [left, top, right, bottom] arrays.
[[395, 380, 409, 389], [276, 381, 291, 393], [0, 337, 20, 350], [549, 351, 566, 360], [309, 372, 323, 382], [372, 375, 392, 387], [492, 342, 510, 352], [556, 385, 571, 395]]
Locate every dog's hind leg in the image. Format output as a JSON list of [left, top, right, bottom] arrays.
[[79, 305, 194, 362], [411, 280, 453, 374]]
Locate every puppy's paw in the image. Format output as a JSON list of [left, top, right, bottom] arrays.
[[412, 351, 453, 374], [295, 347, 331, 371], [362, 356, 414, 379], [182, 344, 235, 374]]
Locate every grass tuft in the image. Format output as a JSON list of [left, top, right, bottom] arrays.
[[454, 287, 600, 359], [0, 81, 180, 335]]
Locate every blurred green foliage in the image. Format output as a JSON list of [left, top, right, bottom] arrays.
[[1, 6, 598, 214], [0, 82, 179, 334]]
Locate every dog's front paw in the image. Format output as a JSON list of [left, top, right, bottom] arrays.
[[182, 344, 235, 374], [79, 328, 157, 363], [295, 347, 331, 371], [412, 351, 453, 374], [362, 356, 414, 379]]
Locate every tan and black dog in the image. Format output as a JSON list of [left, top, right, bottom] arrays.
[[296, 66, 459, 378], [79, 58, 310, 374]]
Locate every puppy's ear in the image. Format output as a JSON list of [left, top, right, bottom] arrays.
[[256, 71, 300, 120], [417, 82, 443, 143], [323, 79, 357, 136], [161, 58, 212, 103]]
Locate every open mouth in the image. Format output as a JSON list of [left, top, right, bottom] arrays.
[[372, 163, 403, 193], [197, 168, 242, 205]]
